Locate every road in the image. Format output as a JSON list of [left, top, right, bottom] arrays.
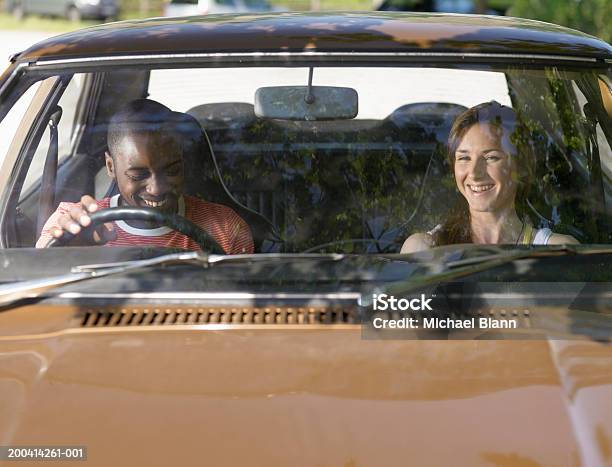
[[0, 30, 53, 66], [0, 31, 54, 162]]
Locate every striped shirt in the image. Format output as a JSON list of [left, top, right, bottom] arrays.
[[37, 194, 254, 254]]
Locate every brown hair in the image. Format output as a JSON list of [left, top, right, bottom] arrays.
[[433, 101, 535, 245]]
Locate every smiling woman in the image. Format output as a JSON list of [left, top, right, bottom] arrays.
[[401, 101, 580, 253]]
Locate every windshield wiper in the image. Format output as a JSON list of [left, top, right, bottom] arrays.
[[0, 251, 208, 308], [383, 244, 612, 297], [0, 252, 347, 309], [0, 245, 608, 310], [70, 252, 345, 272]]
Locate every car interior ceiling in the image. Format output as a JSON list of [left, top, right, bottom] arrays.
[[7, 68, 609, 251]]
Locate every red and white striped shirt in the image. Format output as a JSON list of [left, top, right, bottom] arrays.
[[37, 194, 254, 254]]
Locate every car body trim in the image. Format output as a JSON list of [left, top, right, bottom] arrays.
[[30, 51, 598, 67], [57, 292, 363, 300], [0, 62, 28, 102], [0, 324, 362, 342], [49, 290, 612, 301]]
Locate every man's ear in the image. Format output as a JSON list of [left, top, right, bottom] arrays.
[[105, 151, 116, 178]]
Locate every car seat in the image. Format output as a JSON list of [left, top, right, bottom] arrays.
[[177, 111, 280, 252], [102, 110, 278, 252], [384, 102, 467, 237]]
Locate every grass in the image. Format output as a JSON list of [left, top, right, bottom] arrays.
[[0, 12, 103, 32], [269, 0, 373, 10]]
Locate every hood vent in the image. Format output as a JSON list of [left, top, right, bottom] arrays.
[[80, 306, 357, 327]]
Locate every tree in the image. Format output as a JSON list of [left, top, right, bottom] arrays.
[[509, 0, 611, 43]]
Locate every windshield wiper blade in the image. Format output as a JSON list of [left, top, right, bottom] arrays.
[[190, 252, 345, 265], [0, 251, 209, 308], [70, 252, 346, 273], [70, 251, 207, 273], [385, 244, 612, 296], [0, 251, 348, 309], [2, 245, 607, 310]]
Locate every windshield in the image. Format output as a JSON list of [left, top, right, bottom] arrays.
[[1, 63, 610, 258]]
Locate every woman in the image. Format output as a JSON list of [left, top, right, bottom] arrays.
[[401, 101, 578, 253]]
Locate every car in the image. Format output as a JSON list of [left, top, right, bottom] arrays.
[[163, 0, 276, 16], [5, 0, 119, 21], [0, 12, 611, 466], [374, 0, 507, 15]]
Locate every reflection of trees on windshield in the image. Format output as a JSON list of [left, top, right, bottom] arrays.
[[28, 63, 610, 255], [507, 68, 608, 242], [204, 68, 611, 252], [209, 115, 456, 252]]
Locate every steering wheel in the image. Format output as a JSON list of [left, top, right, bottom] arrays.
[[45, 207, 225, 254]]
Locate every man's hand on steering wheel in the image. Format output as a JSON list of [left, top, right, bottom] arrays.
[[48, 195, 117, 246], [46, 194, 225, 253]]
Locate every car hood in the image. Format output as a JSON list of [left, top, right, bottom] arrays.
[[1, 327, 611, 466], [0, 247, 610, 465]]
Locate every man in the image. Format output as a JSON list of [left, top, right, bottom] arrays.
[[37, 99, 254, 254]]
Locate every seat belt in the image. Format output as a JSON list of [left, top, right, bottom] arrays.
[[36, 106, 63, 237]]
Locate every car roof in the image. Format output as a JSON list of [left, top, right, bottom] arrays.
[[15, 12, 612, 63]]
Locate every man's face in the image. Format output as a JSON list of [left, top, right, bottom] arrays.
[[105, 130, 185, 215]]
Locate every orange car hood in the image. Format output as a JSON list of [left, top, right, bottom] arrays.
[[1, 322, 611, 467]]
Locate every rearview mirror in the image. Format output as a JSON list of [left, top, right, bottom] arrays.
[[254, 86, 358, 121]]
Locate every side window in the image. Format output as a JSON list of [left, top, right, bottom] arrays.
[[20, 74, 87, 196], [573, 79, 612, 219], [0, 81, 43, 167]]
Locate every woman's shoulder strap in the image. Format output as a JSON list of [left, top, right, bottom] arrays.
[[532, 227, 553, 245], [426, 224, 443, 237]]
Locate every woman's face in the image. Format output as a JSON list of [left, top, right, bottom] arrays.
[[454, 122, 518, 214]]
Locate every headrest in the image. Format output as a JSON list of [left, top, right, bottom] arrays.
[[386, 102, 467, 142], [187, 102, 257, 130]]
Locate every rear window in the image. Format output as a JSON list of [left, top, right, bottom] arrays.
[[148, 67, 512, 118]]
